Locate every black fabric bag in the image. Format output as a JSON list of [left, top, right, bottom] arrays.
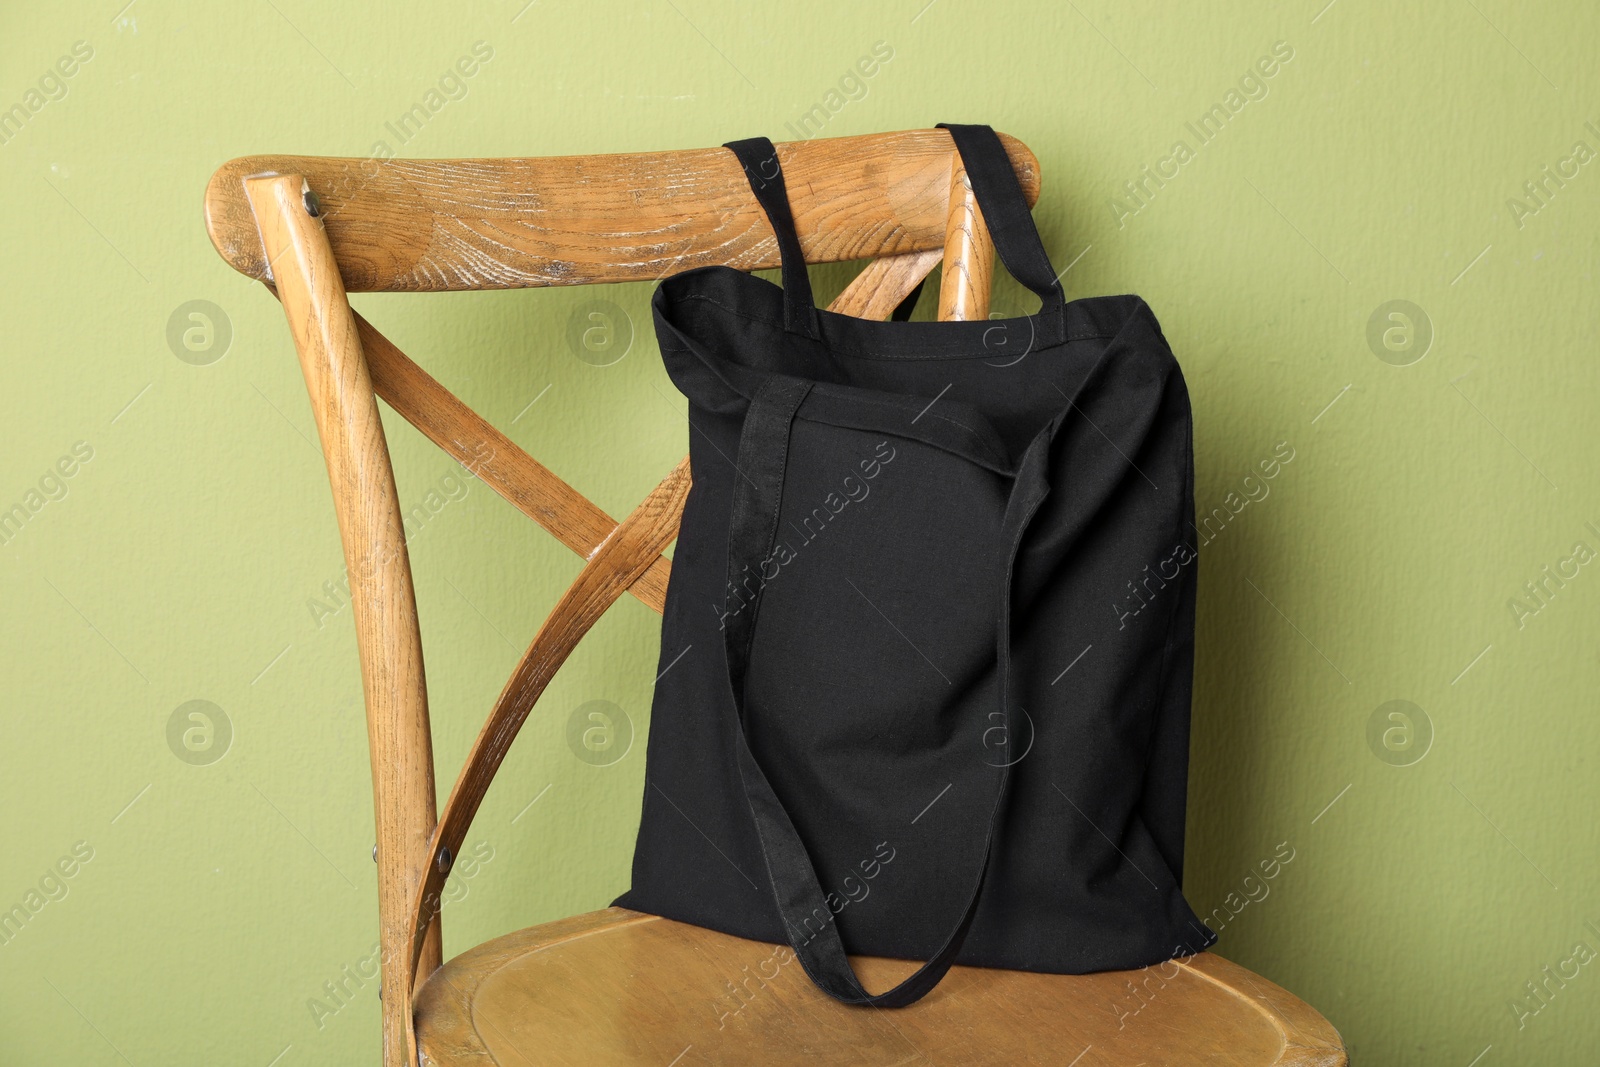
[[615, 123, 1215, 1007]]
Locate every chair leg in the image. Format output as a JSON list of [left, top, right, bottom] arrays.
[[244, 173, 442, 1067]]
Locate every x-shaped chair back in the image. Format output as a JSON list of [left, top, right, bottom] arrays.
[[203, 128, 1038, 1065]]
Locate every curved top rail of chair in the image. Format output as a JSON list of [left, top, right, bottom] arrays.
[[202, 128, 1040, 293]]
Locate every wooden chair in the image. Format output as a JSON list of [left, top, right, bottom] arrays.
[[203, 129, 1346, 1066]]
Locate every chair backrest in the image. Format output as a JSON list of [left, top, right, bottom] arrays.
[[204, 127, 1040, 1066]]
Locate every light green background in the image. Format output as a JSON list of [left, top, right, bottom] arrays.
[[3, 1, 1597, 1063]]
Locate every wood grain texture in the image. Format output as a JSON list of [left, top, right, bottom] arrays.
[[204, 129, 1039, 293], [338, 245, 930, 616], [830, 248, 943, 320], [412, 908, 1347, 1066], [223, 132, 1344, 1066], [354, 311, 673, 612], [403, 459, 692, 991], [937, 164, 994, 321], [229, 138, 983, 1066], [243, 175, 441, 1067]]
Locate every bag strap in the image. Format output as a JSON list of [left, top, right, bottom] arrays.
[[719, 374, 1051, 1007], [890, 277, 926, 321], [724, 138, 822, 338], [727, 127, 1063, 341], [936, 123, 1067, 314]]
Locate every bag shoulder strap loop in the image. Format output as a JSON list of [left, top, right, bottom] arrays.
[[720, 374, 1052, 1007], [727, 127, 1063, 337], [936, 123, 1066, 313], [723, 137, 822, 338]]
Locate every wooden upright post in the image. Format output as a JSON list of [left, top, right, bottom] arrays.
[[245, 174, 442, 1067]]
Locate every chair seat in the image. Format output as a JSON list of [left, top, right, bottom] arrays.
[[414, 907, 1345, 1066]]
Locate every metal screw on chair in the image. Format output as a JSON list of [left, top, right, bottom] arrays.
[[372, 844, 378, 863], [303, 188, 321, 218], [437, 846, 452, 874]]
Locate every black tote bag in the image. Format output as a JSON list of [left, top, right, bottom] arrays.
[[615, 123, 1215, 1007]]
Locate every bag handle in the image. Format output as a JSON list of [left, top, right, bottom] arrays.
[[936, 123, 1067, 314], [724, 137, 822, 339], [727, 126, 1064, 338], [719, 374, 1051, 1007]]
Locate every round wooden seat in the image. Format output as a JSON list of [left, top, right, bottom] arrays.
[[414, 908, 1345, 1066]]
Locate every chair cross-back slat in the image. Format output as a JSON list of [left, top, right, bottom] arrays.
[[332, 249, 944, 615], [212, 129, 1033, 1066], [839, 248, 945, 320], [353, 308, 675, 611], [404, 456, 690, 984]]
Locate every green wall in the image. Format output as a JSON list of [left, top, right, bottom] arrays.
[[4, 1, 1598, 1063]]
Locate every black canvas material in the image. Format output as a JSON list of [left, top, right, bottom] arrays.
[[616, 124, 1215, 1006]]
